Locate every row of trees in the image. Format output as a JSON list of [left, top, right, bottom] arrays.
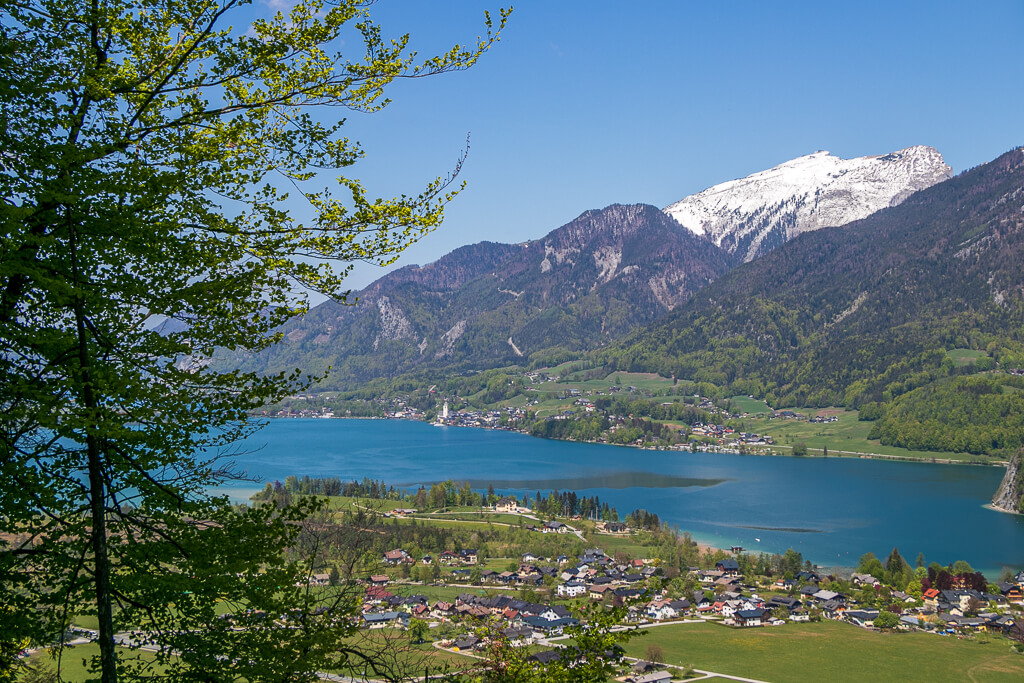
[[855, 550, 994, 596], [532, 490, 618, 521], [737, 548, 809, 579], [625, 509, 662, 531], [255, 473, 625, 526]]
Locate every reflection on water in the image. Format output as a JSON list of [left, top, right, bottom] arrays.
[[405, 472, 727, 490], [733, 525, 823, 534]]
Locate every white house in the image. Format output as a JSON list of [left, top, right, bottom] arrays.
[[557, 581, 586, 598]]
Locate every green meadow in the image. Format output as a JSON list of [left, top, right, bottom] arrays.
[[734, 407, 994, 463], [626, 620, 1024, 683]]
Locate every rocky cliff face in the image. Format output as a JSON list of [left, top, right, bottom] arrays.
[[992, 450, 1024, 514], [228, 203, 735, 385], [664, 145, 952, 262]]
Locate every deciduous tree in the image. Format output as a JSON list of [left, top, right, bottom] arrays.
[[0, 0, 507, 680]]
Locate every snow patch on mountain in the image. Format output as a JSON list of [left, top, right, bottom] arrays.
[[664, 146, 952, 262]]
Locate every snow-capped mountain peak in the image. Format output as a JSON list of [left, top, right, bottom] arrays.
[[664, 145, 952, 261]]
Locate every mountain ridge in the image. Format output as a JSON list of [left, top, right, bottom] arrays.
[[226, 145, 969, 389], [226, 203, 734, 386], [663, 145, 952, 262], [610, 147, 1024, 407]]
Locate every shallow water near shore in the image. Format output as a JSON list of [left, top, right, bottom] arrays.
[[215, 418, 1024, 575]]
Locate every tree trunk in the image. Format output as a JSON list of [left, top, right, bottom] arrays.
[[71, 224, 118, 682]]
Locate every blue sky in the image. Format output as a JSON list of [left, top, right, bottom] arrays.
[[258, 1, 1024, 292]]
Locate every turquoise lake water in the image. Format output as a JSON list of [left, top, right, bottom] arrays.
[[217, 418, 1024, 575]]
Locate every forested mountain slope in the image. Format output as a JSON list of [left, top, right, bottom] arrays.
[[608, 148, 1024, 408], [225, 148, 957, 389], [226, 204, 735, 386]]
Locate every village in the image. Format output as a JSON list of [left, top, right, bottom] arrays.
[[307, 494, 1024, 682], [267, 386, 788, 454]]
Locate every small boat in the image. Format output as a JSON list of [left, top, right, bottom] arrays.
[[754, 538, 760, 543]]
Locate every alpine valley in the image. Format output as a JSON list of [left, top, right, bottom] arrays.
[[231, 146, 1024, 512]]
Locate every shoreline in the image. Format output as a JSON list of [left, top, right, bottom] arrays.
[[262, 414, 1007, 468], [240, 417, 1019, 575], [984, 502, 1023, 516]]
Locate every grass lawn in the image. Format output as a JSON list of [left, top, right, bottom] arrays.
[[626, 620, 1024, 682], [73, 614, 100, 631], [531, 403, 573, 418], [550, 373, 676, 394], [398, 516, 511, 533], [34, 635, 469, 681], [526, 366, 675, 395], [324, 496, 408, 512]]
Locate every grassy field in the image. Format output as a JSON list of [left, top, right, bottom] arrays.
[[324, 496, 408, 512], [591, 533, 656, 560], [417, 511, 529, 526], [523, 372, 678, 419], [626, 620, 1024, 682], [737, 408, 997, 463], [395, 516, 517, 533], [28, 636, 468, 682], [327, 630, 474, 679], [529, 368, 676, 394], [729, 395, 771, 415], [948, 348, 989, 367]]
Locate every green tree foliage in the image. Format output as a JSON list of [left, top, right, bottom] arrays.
[[952, 559, 975, 575], [625, 509, 662, 531], [407, 618, 429, 645], [530, 413, 609, 442], [743, 548, 804, 578], [868, 375, 1024, 456], [873, 610, 900, 629], [0, 1, 507, 680], [857, 552, 886, 580], [885, 547, 912, 590]]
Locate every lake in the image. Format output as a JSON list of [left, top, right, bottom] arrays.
[[217, 418, 1024, 575]]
